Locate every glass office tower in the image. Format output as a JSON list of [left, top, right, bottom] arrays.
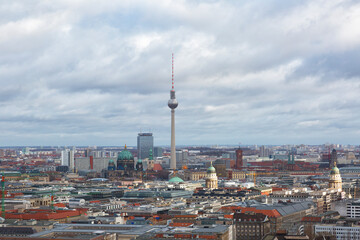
[[137, 133, 154, 159]]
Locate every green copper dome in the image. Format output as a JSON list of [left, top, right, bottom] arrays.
[[109, 159, 114, 163], [330, 162, 340, 175], [330, 166, 340, 175], [137, 158, 142, 163], [207, 162, 216, 173], [117, 145, 134, 161], [169, 177, 184, 183]]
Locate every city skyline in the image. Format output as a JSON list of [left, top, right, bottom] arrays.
[[1, 1, 360, 146]]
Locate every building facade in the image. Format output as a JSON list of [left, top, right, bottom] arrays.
[[137, 133, 154, 160], [61, 149, 74, 171], [153, 147, 163, 158], [184, 170, 207, 181], [347, 200, 360, 218], [315, 224, 360, 239], [234, 212, 270, 240]]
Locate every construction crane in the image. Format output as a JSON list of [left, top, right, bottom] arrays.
[[246, 171, 275, 186]]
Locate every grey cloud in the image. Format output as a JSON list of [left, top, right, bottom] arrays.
[[0, 0, 359, 146]]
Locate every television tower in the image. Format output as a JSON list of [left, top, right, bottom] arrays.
[[168, 53, 178, 170]]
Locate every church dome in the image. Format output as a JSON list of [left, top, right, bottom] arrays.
[[109, 159, 114, 163], [207, 162, 216, 174], [137, 158, 142, 163], [330, 166, 340, 175], [169, 177, 184, 183], [117, 145, 134, 161]]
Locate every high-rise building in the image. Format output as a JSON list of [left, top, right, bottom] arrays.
[[168, 53, 178, 170], [259, 145, 270, 157], [61, 149, 75, 172], [24, 147, 30, 155], [153, 147, 163, 158], [137, 133, 154, 159], [175, 150, 188, 169], [69, 150, 75, 172], [61, 149, 69, 166], [84, 148, 91, 157]]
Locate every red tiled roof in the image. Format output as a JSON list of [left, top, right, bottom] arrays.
[[301, 216, 321, 222], [5, 209, 86, 220], [53, 203, 66, 208], [239, 208, 281, 218], [153, 163, 163, 171]]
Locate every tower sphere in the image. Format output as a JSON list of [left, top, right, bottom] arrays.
[[168, 99, 178, 109], [168, 90, 178, 109]]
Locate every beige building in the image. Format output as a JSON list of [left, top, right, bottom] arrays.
[[205, 162, 218, 190], [183, 170, 207, 181], [230, 170, 246, 180], [329, 163, 342, 191], [183, 169, 246, 181]]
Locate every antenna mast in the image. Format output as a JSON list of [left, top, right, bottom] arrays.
[[172, 53, 174, 90]]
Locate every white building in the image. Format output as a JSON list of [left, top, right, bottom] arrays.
[[61, 149, 69, 166], [347, 200, 360, 218], [315, 224, 360, 240], [61, 149, 75, 171], [75, 157, 113, 172], [69, 198, 86, 208], [69, 150, 74, 171]]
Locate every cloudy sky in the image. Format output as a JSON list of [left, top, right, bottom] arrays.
[[0, 0, 360, 146]]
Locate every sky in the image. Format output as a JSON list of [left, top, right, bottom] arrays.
[[0, 0, 360, 146]]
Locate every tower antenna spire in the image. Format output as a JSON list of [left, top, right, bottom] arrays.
[[172, 53, 174, 90]]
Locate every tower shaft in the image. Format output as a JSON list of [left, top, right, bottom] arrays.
[[170, 109, 176, 169]]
